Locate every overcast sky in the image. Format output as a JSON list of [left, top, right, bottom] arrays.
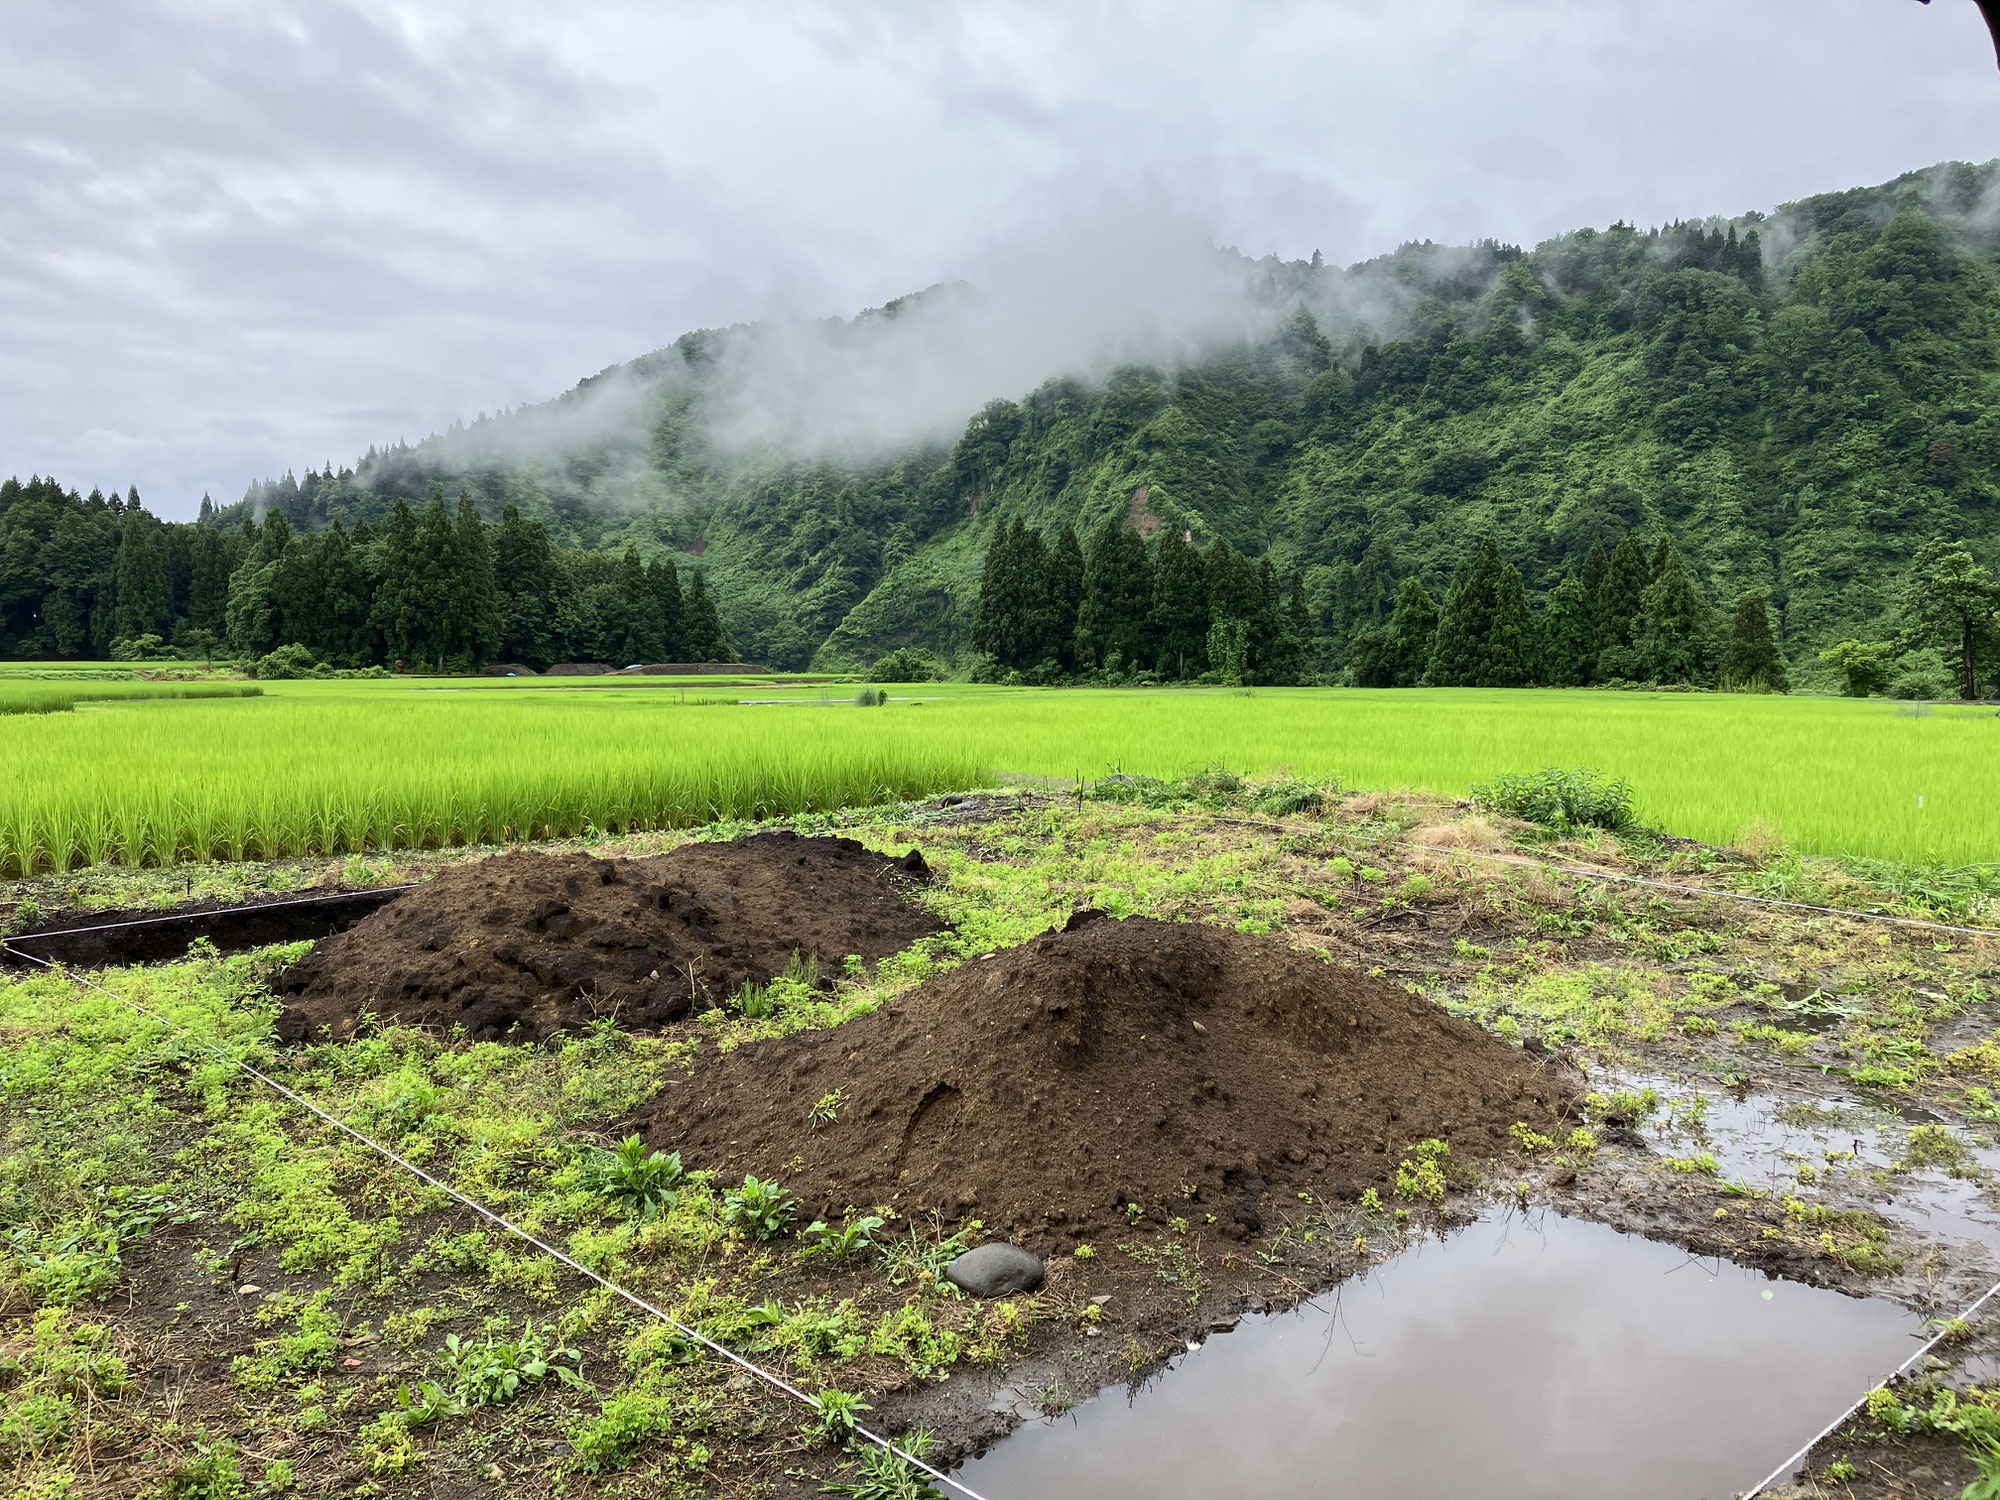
[[3, 0, 1996, 519]]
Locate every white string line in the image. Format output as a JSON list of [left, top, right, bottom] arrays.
[[1739, 1273, 2000, 1499], [4, 885, 419, 945], [1219, 813, 2000, 941], [3, 947, 990, 1500]]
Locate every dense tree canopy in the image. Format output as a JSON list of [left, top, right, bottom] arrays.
[[0, 477, 733, 671]]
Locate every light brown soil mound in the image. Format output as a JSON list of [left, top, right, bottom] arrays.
[[640, 912, 1577, 1246], [274, 833, 942, 1045]]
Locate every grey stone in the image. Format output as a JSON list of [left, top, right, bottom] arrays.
[[943, 1242, 1045, 1298]]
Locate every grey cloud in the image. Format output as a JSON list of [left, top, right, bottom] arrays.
[[2, 0, 1995, 516]]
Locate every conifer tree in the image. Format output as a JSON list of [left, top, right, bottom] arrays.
[[1205, 539, 1260, 629], [492, 504, 560, 667], [1279, 571, 1316, 684], [225, 510, 293, 657], [972, 519, 1042, 670], [1719, 592, 1788, 692], [648, 555, 685, 662], [1249, 558, 1284, 680], [313, 523, 372, 665], [1538, 574, 1595, 687], [1384, 577, 1439, 686], [1580, 544, 1610, 617], [1013, 524, 1052, 668], [1424, 538, 1533, 687], [1041, 524, 1085, 672], [1635, 544, 1710, 684], [405, 498, 458, 670], [447, 496, 502, 668], [1075, 517, 1154, 672], [188, 526, 231, 635], [111, 506, 174, 643], [1595, 535, 1650, 653], [1592, 534, 1652, 678], [369, 499, 425, 669], [610, 545, 664, 664], [1149, 525, 1209, 679], [681, 568, 730, 661]]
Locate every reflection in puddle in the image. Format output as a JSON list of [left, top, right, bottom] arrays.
[[958, 1213, 1913, 1500]]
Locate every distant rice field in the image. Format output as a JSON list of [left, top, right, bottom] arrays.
[[0, 681, 263, 715], [0, 681, 1989, 873]]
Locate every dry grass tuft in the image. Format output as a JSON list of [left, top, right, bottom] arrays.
[[1411, 815, 1508, 853], [1736, 820, 1787, 862]]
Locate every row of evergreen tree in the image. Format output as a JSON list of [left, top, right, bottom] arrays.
[[972, 515, 1314, 684], [1351, 532, 1788, 690], [0, 476, 729, 670]]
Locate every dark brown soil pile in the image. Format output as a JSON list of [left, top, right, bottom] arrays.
[[273, 833, 942, 1045], [640, 912, 1577, 1246]]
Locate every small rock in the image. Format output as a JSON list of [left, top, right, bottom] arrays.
[[1089, 1294, 1112, 1306], [236, 1285, 262, 1296], [944, 1242, 1045, 1298]]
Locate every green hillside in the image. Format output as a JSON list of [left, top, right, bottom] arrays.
[[8, 159, 1998, 683]]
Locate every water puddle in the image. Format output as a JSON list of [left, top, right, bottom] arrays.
[[1620, 1076, 2000, 1254], [958, 1212, 1914, 1500]]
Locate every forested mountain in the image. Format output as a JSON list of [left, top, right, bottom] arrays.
[[4, 159, 1998, 687]]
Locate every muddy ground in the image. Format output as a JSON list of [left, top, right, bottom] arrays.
[[3, 783, 1998, 1500]]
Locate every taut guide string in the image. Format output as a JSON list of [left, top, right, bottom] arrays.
[[2, 945, 991, 1500]]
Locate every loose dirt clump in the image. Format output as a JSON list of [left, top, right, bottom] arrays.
[[642, 912, 1577, 1246], [273, 832, 941, 1044]]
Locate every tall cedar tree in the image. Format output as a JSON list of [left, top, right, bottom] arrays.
[[492, 505, 560, 668], [1282, 571, 1315, 682], [612, 546, 664, 664], [1720, 592, 1788, 692], [448, 496, 502, 667], [225, 511, 292, 657], [313, 523, 372, 664], [187, 525, 232, 635], [681, 568, 729, 661], [1250, 559, 1285, 680], [1635, 544, 1709, 684], [1075, 516, 1154, 671], [971, 519, 1045, 670], [1150, 525, 1209, 678], [648, 556, 685, 662], [406, 498, 460, 669], [1425, 538, 1534, 686], [1538, 574, 1595, 686], [1041, 524, 1085, 671], [111, 506, 173, 642], [1205, 540, 1260, 642], [369, 499, 424, 667], [1594, 535, 1651, 651]]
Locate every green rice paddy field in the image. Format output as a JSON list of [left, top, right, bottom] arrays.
[[0, 675, 1993, 872]]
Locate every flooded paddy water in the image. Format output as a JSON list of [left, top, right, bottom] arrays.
[[960, 1211, 1916, 1499]]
